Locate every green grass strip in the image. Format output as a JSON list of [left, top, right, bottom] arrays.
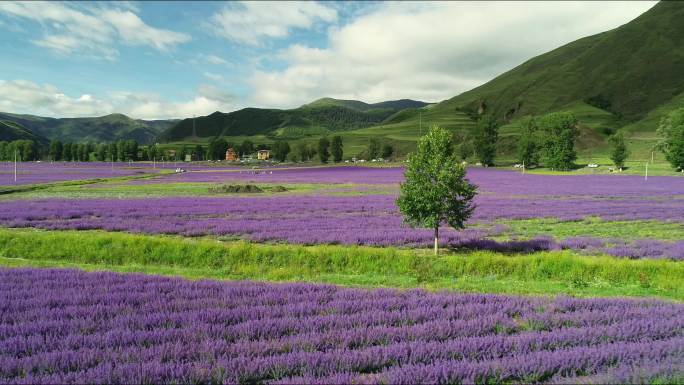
[[0, 228, 681, 300]]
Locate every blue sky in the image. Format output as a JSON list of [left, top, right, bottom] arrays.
[[0, 1, 655, 119]]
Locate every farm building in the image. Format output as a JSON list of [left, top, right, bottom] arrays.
[[226, 148, 237, 161], [257, 150, 270, 160]]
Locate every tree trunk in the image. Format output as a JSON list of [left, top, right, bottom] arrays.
[[434, 226, 439, 256]]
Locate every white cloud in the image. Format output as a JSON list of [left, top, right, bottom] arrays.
[[101, 10, 189, 51], [203, 72, 225, 82], [0, 79, 236, 120], [0, 1, 189, 59], [203, 54, 229, 65], [249, 1, 657, 108], [208, 1, 337, 46], [0, 79, 113, 117]]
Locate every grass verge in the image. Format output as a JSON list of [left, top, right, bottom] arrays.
[[0, 228, 681, 300]]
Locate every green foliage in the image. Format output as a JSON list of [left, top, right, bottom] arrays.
[[272, 141, 291, 162], [0, 140, 40, 161], [48, 140, 63, 161], [381, 143, 393, 159], [539, 112, 578, 171], [474, 115, 499, 166], [452, 132, 473, 161], [318, 137, 330, 163], [178, 145, 188, 161], [239, 140, 254, 157], [517, 117, 540, 166], [0, 229, 682, 300], [193, 145, 205, 161], [296, 142, 315, 162], [331, 136, 343, 162], [397, 125, 477, 254], [657, 107, 684, 171], [207, 138, 229, 160], [95, 144, 107, 161], [608, 132, 629, 169], [368, 137, 381, 159]]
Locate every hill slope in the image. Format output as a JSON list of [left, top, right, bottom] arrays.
[[0, 120, 48, 145], [351, 1, 684, 160], [159, 98, 428, 142], [0, 113, 177, 144], [442, 1, 684, 127], [302, 98, 428, 112]]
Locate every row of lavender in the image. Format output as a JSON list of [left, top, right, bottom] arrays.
[[2, 195, 683, 259], [134, 165, 684, 198], [0, 162, 159, 185], [5, 163, 684, 199], [1, 268, 681, 384]]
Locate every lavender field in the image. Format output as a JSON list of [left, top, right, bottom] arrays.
[[2, 165, 683, 259], [0, 162, 159, 186], [1, 268, 682, 384]]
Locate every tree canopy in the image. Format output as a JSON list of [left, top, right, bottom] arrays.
[[609, 132, 629, 170], [539, 112, 578, 171], [474, 114, 499, 166], [318, 137, 330, 163], [657, 107, 684, 171], [397, 125, 477, 255], [331, 136, 343, 163]]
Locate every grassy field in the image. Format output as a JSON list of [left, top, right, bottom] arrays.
[[1, 228, 681, 300], [497, 217, 684, 242]]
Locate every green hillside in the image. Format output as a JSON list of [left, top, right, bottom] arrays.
[[443, 1, 684, 126], [0, 112, 177, 144], [302, 97, 428, 112], [0, 120, 48, 145], [159, 98, 428, 142], [333, 1, 684, 160]]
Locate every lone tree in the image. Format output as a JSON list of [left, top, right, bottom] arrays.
[[397, 125, 477, 255], [657, 107, 684, 172], [609, 132, 629, 171], [474, 114, 499, 166], [331, 136, 343, 163], [318, 137, 330, 163]]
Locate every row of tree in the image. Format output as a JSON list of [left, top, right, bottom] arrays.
[[0, 140, 40, 161], [46, 140, 141, 162], [469, 107, 684, 171], [464, 111, 627, 171]]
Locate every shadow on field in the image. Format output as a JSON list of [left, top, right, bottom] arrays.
[[450, 237, 559, 254]]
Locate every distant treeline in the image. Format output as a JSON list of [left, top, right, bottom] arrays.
[[0, 140, 41, 161]]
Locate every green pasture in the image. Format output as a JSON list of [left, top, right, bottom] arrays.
[[495, 218, 684, 242], [2, 181, 332, 200], [1, 229, 681, 301]]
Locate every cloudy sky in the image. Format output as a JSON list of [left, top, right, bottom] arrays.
[[0, 1, 656, 119]]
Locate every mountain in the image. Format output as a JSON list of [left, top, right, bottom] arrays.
[[0, 120, 48, 145], [347, 1, 684, 160], [302, 98, 429, 112], [440, 1, 684, 130], [159, 98, 428, 142], [0, 112, 177, 144]]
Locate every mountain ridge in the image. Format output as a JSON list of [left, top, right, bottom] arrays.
[[158, 98, 429, 142], [0, 112, 177, 144]]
